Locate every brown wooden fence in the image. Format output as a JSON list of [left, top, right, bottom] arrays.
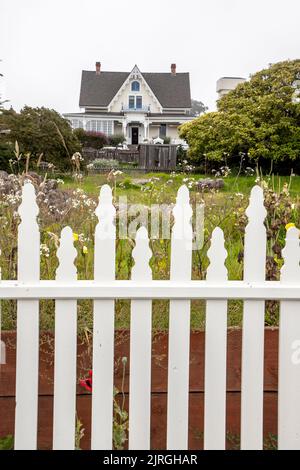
[[0, 328, 278, 450]]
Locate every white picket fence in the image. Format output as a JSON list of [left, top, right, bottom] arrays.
[[1, 181, 300, 450]]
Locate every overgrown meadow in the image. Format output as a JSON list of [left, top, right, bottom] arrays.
[[1, 170, 299, 333]]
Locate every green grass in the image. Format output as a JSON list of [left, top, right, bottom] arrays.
[[62, 171, 300, 199]]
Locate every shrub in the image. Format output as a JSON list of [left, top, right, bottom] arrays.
[[163, 136, 171, 144], [88, 158, 119, 170], [108, 134, 126, 147], [74, 129, 108, 149], [0, 107, 81, 172]]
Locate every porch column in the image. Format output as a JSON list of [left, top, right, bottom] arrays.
[[122, 120, 128, 143], [144, 122, 148, 141]]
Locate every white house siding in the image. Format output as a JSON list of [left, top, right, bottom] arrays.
[[147, 123, 182, 142], [109, 78, 161, 114], [167, 125, 181, 140], [114, 122, 123, 135]]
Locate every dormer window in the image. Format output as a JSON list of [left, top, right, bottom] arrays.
[[131, 81, 140, 92]]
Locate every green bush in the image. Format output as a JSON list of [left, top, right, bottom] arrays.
[[108, 134, 126, 146], [0, 139, 14, 172], [180, 59, 300, 172], [88, 158, 119, 170], [74, 129, 108, 149], [0, 107, 81, 172]]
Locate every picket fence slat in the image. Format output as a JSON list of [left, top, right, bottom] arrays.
[[53, 227, 77, 449], [91, 185, 116, 450], [7, 182, 300, 450], [167, 185, 193, 450], [14, 183, 40, 450], [129, 227, 153, 449], [241, 186, 267, 450], [278, 226, 300, 449], [204, 228, 228, 450]]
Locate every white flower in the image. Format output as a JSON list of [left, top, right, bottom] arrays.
[[40, 244, 50, 258], [112, 170, 123, 176]]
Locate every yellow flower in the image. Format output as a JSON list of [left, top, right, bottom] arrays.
[[73, 232, 79, 241], [285, 223, 296, 231], [82, 246, 88, 255]]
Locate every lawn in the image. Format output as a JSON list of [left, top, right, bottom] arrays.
[[62, 171, 300, 199]]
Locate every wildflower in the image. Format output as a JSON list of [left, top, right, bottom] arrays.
[[285, 223, 296, 231], [73, 232, 79, 241], [40, 244, 50, 258], [82, 246, 88, 255], [79, 370, 92, 392]]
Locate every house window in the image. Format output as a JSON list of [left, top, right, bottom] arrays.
[[131, 81, 140, 92], [128, 96, 143, 110], [129, 96, 135, 109], [71, 119, 83, 129], [86, 120, 113, 135], [159, 124, 167, 138]]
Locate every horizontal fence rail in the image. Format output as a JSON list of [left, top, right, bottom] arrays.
[[0, 280, 300, 299], [0, 181, 300, 450]]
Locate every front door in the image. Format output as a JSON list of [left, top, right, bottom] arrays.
[[131, 127, 139, 145]]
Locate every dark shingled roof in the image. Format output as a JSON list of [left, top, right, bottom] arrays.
[[79, 70, 191, 108]]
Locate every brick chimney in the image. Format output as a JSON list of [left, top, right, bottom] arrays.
[[171, 63, 176, 75], [95, 61, 101, 74]]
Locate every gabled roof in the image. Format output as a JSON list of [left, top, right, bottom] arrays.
[[79, 69, 191, 109]]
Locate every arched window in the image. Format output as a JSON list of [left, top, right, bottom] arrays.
[[131, 81, 140, 92]]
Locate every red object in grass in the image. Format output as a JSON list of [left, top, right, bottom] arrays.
[[79, 370, 93, 392]]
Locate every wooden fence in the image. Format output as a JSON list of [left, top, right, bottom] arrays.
[[1, 182, 300, 450]]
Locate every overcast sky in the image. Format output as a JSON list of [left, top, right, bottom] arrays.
[[1, 0, 300, 113]]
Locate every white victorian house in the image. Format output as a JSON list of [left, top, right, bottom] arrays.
[[64, 63, 194, 145]]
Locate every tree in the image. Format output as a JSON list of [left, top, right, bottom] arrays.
[[0, 106, 81, 171], [190, 99, 208, 117], [180, 60, 300, 169]]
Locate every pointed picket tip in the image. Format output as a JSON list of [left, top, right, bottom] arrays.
[[135, 226, 149, 240], [245, 185, 267, 220], [56, 226, 77, 281], [211, 226, 224, 243], [95, 184, 113, 216], [18, 182, 39, 219], [132, 226, 152, 281], [285, 226, 300, 240], [99, 184, 113, 203], [176, 185, 190, 205], [207, 227, 228, 281], [172, 184, 193, 243], [281, 225, 300, 282]]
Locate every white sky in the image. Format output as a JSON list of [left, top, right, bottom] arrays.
[[1, 0, 300, 113]]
